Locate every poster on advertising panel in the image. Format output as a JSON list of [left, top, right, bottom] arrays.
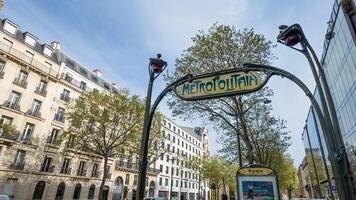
[[236, 165, 280, 200]]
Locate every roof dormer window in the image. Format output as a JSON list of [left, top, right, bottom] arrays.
[[3, 20, 18, 35], [42, 45, 53, 57], [24, 32, 38, 47]]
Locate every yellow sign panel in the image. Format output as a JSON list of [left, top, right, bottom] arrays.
[[175, 71, 262, 100], [239, 167, 273, 176]]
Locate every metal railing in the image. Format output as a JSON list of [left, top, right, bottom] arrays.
[[0, 128, 19, 141], [115, 160, 159, 174], [9, 162, 25, 170], [54, 113, 65, 123], [59, 93, 71, 102], [26, 109, 41, 118], [34, 86, 47, 97], [3, 101, 21, 111], [0, 40, 58, 77], [13, 77, 28, 88], [60, 73, 93, 92]]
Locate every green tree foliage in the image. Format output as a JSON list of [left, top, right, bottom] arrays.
[[0, 123, 19, 140], [164, 24, 290, 165], [62, 89, 145, 200], [272, 153, 299, 197]]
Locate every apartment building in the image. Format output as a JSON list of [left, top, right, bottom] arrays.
[[0, 18, 158, 200], [156, 117, 210, 200]]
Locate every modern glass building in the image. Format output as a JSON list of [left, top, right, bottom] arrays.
[[302, 0, 356, 197]]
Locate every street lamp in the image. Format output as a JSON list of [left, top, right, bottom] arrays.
[[136, 55, 193, 200], [277, 24, 353, 199], [137, 54, 167, 200], [236, 97, 271, 168]]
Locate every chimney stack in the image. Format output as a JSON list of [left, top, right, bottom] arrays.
[[51, 41, 61, 50], [92, 69, 102, 77]]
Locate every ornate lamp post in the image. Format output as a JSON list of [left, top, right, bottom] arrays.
[[277, 24, 353, 199], [136, 54, 167, 200]]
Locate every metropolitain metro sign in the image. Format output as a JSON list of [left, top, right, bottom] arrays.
[[174, 68, 268, 101]]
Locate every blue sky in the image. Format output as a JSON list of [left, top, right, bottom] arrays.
[[1, 0, 334, 167]]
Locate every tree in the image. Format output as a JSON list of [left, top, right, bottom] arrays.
[[132, 112, 169, 167], [272, 153, 298, 198], [164, 24, 289, 165], [62, 89, 145, 200]]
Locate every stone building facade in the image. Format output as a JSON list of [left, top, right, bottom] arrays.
[[156, 117, 210, 200], [0, 18, 158, 200]]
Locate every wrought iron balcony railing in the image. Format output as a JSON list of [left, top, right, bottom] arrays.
[[13, 77, 28, 88], [34, 86, 47, 97]]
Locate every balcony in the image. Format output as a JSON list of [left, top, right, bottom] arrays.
[[0, 71, 4, 79], [105, 173, 112, 179], [34, 87, 47, 97], [0, 40, 58, 77], [40, 165, 55, 173], [60, 167, 71, 175], [13, 77, 28, 88], [91, 171, 100, 178], [3, 101, 20, 111], [20, 136, 32, 145], [9, 162, 25, 170], [26, 109, 41, 118], [60, 73, 93, 92], [54, 113, 65, 123], [77, 169, 87, 177], [115, 160, 159, 174], [0, 127, 19, 141], [59, 93, 70, 103]]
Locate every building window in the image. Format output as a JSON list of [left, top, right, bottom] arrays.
[[20, 123, 34, 143], [13, 71, 28, 88], [55, 182, 65, 200], [125, 174, 130, 185], [28, 99, 41, 117], [35, 80, 47, 96], [80, 81, 87, 91], [47, 129, 59, 144], [0, 115, 13, 125], [176, 169, 179, 176], [3, 20, 18, 35], [91, 163, 99, 177], [165, 178, 168, 186], [24, 33, 37, 46], [159, 178, 162, 186], [0, 60, 5, 78], [165, 166, 169, 174], [60, 89, 71, 102], [65, 135, 75, 148], [60, 158, 70, 174], [40, 156, 53, 172], [172, 146, 175, 153], [12, 150, 25, 170], [173, 126, 176, 132], [54, 107, 65, 122], [133, 175, 138, 185], [173, 136, 175, 143], [77, 161, 86, 176], [73, 184, 81, 200], [178, 139, 180, 145], [43, 45, 53, 57], [160, 154, 164, 161], [88, 185, 95, 200], [24, 51, 34, 64], [159, 165, 163, 173], [168, 123, 171, 129]]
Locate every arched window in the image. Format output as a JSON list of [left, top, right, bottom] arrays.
[[102, 185, 109, 200], [88, 184, 95, 200], [73, 183, 81, 200], [112, 177, 123, 200], [32, 181, 46, 200], [55, 182, 65, 200]]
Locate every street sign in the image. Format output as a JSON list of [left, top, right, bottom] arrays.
[[174, 68, 268, 101], [236, 165, 280, 200]]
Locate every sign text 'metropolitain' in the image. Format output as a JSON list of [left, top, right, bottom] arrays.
[[175, 71, 262, 100]]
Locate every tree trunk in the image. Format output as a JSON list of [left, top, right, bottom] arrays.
[[239, 120, 254, 164], [98, 156, 108, 200], [198, 174, 201, 200]]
